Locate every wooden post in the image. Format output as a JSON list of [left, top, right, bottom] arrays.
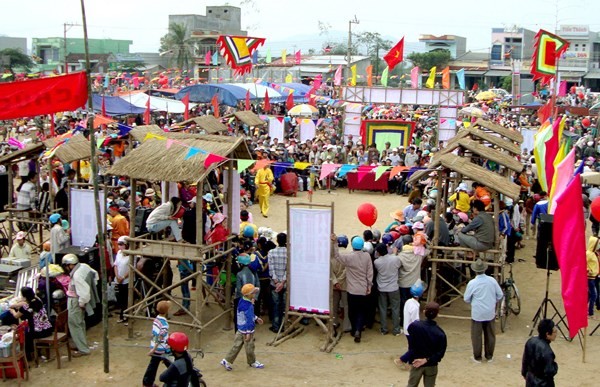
[[194, 184, 204, 347], [223, 162, 235, 330], [127, 179, 136, 339], [7, 165, 13, 243]]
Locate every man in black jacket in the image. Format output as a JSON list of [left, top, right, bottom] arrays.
[[521, 319, 558, 386], [403, 302, 447, 387]]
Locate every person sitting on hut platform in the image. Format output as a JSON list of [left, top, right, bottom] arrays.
[[457, 200, 496, 253]]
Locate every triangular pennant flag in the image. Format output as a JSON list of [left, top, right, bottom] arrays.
[[294, 162, 311, 170], [320, 163, 340, 181], [144, 132, 166, 141], [356, 171, 369, 184], [381, 66, 389, 87], [237, 159, 256, 172], [285, 73, 293, 83], [266, 48, 272, 63], [185, 147, 203, 160], [96, 137, 105, 149], [166, 139, 175, 149], [388, 165, 409, 180], [204, 153, 228, 169], [374, 166, 389, 181], [337, 164, 355, 178], [276, 116, 284, 123], [212, 51, 218, 66], [252, 159, 273, 172]]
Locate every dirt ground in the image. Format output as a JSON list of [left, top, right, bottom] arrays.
[[21, 188, 599, 386]]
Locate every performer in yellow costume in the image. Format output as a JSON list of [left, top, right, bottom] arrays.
[[255, 165, 274, 217]]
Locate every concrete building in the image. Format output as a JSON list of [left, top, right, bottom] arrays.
[[0, 36, 27, 53], [556, 25, 600, 89], [419, 35, 466, 59], [32, 37, 131, 73]]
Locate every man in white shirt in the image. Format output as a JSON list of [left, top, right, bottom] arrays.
[[7, 231, 32, 261]]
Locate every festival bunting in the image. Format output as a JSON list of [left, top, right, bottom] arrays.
[[286, 92, 294, 111], [320, 163, 340, 181], [531, 29, 570, 85], [425, 67, 436, 88], [456, 68, 466, 90], [381, 66, 389, 87], [184, 147, 205, 160], [442, 67, 450, 89], [211, 95, 219, 118], [204, 51, 211, 66], [294, 50, 301, 65], [212, 51, 218, 66], [181, 93, 190, 120], [334, 65, 343, 86], [350, 65, 357, 86], [204, 153, 228, 169], [374, 166, 388, 181], [294, 162, 311, 170], [264, 90, 271, 112], [165, 139, 175, 150], [216, 35, 266, 75], [411, 67, 419, 88], [237, 159, 256, 172], [383, 37, 404, 71], [366, 65, 373, 87]]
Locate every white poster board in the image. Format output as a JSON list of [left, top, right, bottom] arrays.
[[223, 169, 241, 234], [299, 119, 316, 143], [70, 188, 106, 248], [268, 117, 284, 142], [289, 207, 331, 314]]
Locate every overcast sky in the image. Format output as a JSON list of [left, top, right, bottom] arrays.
[[2, 0, 597, 54]]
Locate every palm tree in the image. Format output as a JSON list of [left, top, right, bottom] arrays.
[[159, 23, 195, 72], [0, 48, 34, 79]]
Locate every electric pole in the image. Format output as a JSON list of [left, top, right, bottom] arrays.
[[347, 15, 359, 84], [63, 22, 81, 74]]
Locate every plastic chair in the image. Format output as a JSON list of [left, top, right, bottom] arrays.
[[33, 309, 71, 369], [0, 322, 29, 386]]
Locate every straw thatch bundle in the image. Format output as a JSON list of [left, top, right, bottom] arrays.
[[177, 116, 228, 134], [44, 134, 91, 163], [108, 135, 251, 183], [233, 111, 267, 127], [454, 138, 523, 172], [474, 119, 523, 143], [0, 143, 44, 165], [462, 128, 521, 156]]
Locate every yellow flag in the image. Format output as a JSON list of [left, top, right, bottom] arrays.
[[425, 66, 436, 88], [285, 73, 293, 83], [351, 65, 357, 86], [282, 49, 287, 64]]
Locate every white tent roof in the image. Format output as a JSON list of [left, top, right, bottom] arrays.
[[229, 83, 282, 99], [119, 93, 196, 114]]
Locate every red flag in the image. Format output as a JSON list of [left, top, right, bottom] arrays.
[[144, 97, 151, 125], [295, 50, 301, 65], [204, 153, 228, 169], [101, 95, 107, 117], [383, 37, 404, 71], [286, 92, 294, 111], [553, 175, 588, 338], [442, 67, 450, 89], [211, 95, 219, 118], [245, 90, 250, 111], [537, 101, 553, 123], [181, 93, 190, 120], [263, 90, 270, 113]]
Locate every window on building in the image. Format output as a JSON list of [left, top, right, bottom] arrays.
[[52, 49, 59, 61], [574, 44, 579, 52], [491, 44, 502, 61]]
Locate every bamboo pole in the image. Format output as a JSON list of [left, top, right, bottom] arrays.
[[127, 180, 136, 339], [224, 162, 234, 330], [194, 185, 204, 347]]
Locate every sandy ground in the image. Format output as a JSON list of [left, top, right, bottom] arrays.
[[19, 188, 600, 386]]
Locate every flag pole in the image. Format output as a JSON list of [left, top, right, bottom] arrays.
[[550, 53, 560, 121], [582, 327, 587, 363]]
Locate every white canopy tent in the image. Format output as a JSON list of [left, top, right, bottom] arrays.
[[120, 92, 196, 114], [229, 83, 283, 99]]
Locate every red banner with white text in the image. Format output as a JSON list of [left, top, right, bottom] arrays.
[[0, 72, 88, 120]]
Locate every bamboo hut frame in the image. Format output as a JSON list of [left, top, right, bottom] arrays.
[[409, 121, 522, 318], [175, 116, 228, 134], [267, 201, 341, 352], [231, 111, 268, 127], [107, 133, 251, 345]]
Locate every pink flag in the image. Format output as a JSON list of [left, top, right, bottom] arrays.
[[553, 174, 589, 338], [549, 148, 575, 214], [294, 50, 301, 65], [166, 139, 175, 149], [204, 153, 228, 169], [411, 66, 420, 88], [334, 65, 343, 86], [558, 80, 567, 97], [319, 163, 340, 181], [204, 51, 211, 66], [313, 74, 322, 90]]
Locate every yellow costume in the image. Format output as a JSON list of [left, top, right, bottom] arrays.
[[255, 167, 274, 217]]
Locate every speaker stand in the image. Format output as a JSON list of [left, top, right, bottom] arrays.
[[529, 248, 570, 341]]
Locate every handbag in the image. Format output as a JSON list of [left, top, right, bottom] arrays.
[[107, 282, 117, 303]]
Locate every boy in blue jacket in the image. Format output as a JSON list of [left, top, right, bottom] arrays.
[[220, 283, 265, 371]]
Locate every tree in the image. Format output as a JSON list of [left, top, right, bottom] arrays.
[[0, 48, 34, 78], [355, 32, 392, 76], [407, 50, 451, 70], [500, 75, 512, 91], [159, 23, 196, 72]]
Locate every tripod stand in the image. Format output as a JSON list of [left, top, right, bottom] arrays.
[[529, 247, 570, 340]]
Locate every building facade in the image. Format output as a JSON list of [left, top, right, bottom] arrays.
[[0, 37, 27, 53], [419, 35, 466, 59]]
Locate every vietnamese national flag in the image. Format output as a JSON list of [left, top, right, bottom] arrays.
[[211, 94, 219, 118], [263, 90, 271, 112], [181, 92, 190, 120], [553, 174, 588, 339], [144, 97, 151, 125], [383, 37, 404, 71], [286, 92, 294, 111], [245, 90, 251, 111]]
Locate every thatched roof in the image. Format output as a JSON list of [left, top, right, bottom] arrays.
[[44, 134, 91, 163], [410, 153, 520, 198], [474, 119, 523, 143], [452, 138, 523, 172], [107, 135, 252, 183], [177, 116, 228, 134], [462, 128, 521, 155], [129, 125, 164, 142], [233, 111, 267, 127], [0, 143, 45, 165]]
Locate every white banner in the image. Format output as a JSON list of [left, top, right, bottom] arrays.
[[70, 188, 106, 248], [299, 119, 316, 144], [289, 207, 331, 314], [223, 169, 241, 234], [268, 117, 284, 142]]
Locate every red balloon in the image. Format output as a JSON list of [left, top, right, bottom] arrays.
[[591, 197, 600, 221], [357, 203, 378, 227], [582, 118, 591, 128]]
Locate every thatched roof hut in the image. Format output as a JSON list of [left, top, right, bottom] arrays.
[[129, 125, 165, 142], [474, 119, 523, 143], [177, 116, 228, 134], [461, 127, 521, 155], [233, 111, 267, 127], [107, 135, 252, 182], [0, 143, 45, 165], [446, 138, 523, 172], [43, 134, 91, 163]]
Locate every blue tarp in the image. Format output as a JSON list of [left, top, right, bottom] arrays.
[[175, 84, 248, 107], [92, 94, 146, 115]]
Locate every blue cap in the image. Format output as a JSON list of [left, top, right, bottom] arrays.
[[410, 282, 424, 297], [351, 236, 364, 251], [237, 254, 251, 266], [242, 225, 255, 238], [49, 213, 61, 224]]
